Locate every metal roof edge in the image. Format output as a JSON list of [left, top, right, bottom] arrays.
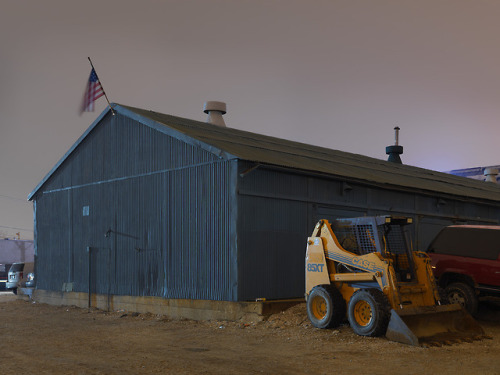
[[28, 106, 114, 201], [256, 162, 500, 205], [114, 104, 237, 161]]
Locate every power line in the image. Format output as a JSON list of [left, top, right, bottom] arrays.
[[0, 224, 32, 232], [0, 194, 28, 203]]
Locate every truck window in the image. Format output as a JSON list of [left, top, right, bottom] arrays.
[[428, 227, 500, 260], [9, 263, 24, 272]]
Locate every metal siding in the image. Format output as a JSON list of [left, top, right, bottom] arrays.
[[308, 177, 368, 207], [370, 188, 415, 212], [166, 162, 236, 300], [238, 166, 308, 197], [70, 186, 91, 292], [238, 194, 308, 300], [34, 190, 71, 291], [237, 164, 309, 300], [237, 162, 500, 300], [112, 174, 165, 297], [34, 114, 237, 301]]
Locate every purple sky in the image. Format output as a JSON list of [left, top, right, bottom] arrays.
[[1, 0, 500, 239]]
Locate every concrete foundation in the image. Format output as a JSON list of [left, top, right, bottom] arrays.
[[33, 289, 301, 322]]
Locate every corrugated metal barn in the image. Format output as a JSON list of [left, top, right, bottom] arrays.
[[29, 104, 500, 303]]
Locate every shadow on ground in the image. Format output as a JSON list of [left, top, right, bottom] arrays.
[[476, 297, 500, 322]]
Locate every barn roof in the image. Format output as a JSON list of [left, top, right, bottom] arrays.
[[29, 103, 500, 202]]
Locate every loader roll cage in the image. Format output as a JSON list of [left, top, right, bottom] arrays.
[[332, 216, 417, 282]]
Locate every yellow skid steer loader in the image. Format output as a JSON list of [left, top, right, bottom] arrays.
[[305, 216, 486, 346]]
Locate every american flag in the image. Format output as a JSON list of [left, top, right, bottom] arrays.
[[81, 68, 104, 112]]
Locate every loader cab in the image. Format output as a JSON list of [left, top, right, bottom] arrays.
[[382, 218, 417, 282], [333, 216, 417, 282]]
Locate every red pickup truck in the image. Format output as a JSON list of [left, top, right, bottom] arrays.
[[427, 225, 500, 315]]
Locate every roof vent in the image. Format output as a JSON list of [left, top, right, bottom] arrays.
[[484, 167, 499, 183], [203, 101, 226, 127], [386, 126, 403, 164]]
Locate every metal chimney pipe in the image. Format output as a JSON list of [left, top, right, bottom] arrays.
[[203, 101, 227, 127], [386, 126, 403, 164]]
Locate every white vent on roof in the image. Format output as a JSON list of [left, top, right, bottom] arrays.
[[203, 101, 226, 127], [484, 167, 499, 183]]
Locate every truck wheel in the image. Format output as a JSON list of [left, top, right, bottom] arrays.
[[307, 285, 346, 329], [445, 282, 478, 315], [437, 286, 449, 305], [347, 289, 390, 337]]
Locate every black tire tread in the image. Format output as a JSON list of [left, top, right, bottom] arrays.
[[323, 284, 346, 328], [347, 288, 390, 337], [307, 284, 346, 329]]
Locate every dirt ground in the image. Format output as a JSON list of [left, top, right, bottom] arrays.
[[1, 293, 499, 375]]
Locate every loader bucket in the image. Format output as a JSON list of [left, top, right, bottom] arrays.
[[385, 304, 486, 346]]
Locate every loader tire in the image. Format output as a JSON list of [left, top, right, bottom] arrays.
[[445, 282, 478, 315], [347, 289, 390, 337], [307, 285, 346, 329]]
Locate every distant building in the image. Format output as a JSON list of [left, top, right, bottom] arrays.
[[0, 239, 34, 264], [447, 165, 500, 183]]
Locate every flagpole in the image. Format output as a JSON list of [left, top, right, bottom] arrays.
[[87, 57, 116, 116]]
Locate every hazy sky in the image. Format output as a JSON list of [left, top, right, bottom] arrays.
[[1, 0, 500, 239]]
